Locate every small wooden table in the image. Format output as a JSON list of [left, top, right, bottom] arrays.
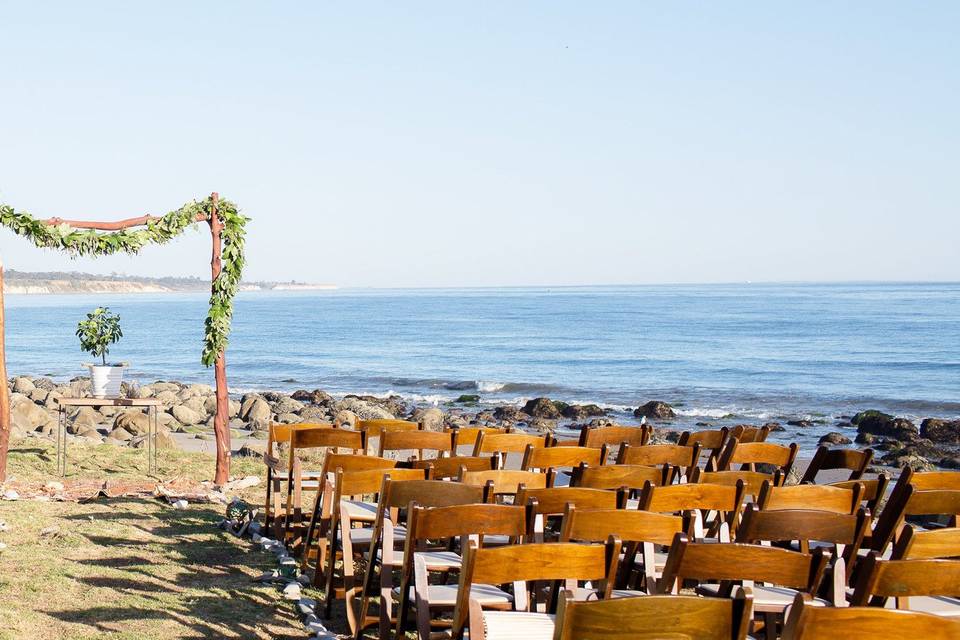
[[56, 397, 163, 476]]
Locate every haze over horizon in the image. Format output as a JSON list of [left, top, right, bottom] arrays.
[[1, 3, 957, 288]]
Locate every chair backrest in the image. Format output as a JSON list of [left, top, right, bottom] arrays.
[[729, 424, 770, 443], [458, 469, 549, 501], [782, 593, 960, 640], [406, 503, 527, 543], [908, 470, 960, 491], [640, 480, 746, 536], [412, 454, 498, 479], [321, 453, 397, 477], [850, 553, 960, 609], [871, 484, 960, 552], [472, 431, 550, 456], [561, 506, 684, 547], [799, 446, 873, 483], [356, 418, 421, 437], [893, 524, 960, 560], [381, 478, 484, 511], [378, 429, 456, 459], [290, 426, 365, 455], [830, 475, 889, 513], [517, 486, 622, 517], [717, 439, 798, 477], [758, 480, 862, 514], [554, 589, 754, 640], [693, 468, 781, 499], [268, 421, 334, 449], [659, 533, 829, 596], [333, 466, 426, 501], [520, 444, 605, 472], [579, 424, 650, 449], [448, 425, 509, 448], [617, 443, 701, 476], [571, 463, 671, 490], [452, 538, 621, 637], [678, 427, 730, 453]]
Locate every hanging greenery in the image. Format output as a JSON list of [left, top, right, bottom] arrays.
[[0, 195, 249, 366]]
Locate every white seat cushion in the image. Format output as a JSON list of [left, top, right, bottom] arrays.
[[569, 586, 645, 600], [481, 534, 513, 546], [415, 549, 462, 570], [394, 583, 512, 607], [342, 499, 378, 521], [482, 611, 555, 640], [349, 526, 407, 544], [885, 595, 960, 617], [698, 584, 829, 610]]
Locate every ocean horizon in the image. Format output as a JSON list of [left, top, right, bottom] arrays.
[[6, 281, 959, 446]]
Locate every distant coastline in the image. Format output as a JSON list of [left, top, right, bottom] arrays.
[[2, 269, 336, 295]]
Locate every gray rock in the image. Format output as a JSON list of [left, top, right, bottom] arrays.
[[172, 405, 203, 425], [332, 409, 358, 429], [69, 406, 103, 432], [237, 443, 265, 458], [155, 390, 180, 408], [272, 396, 305, 415], [277, 412, 301, 424], [241, 397, 272, 422], [12, 376, 35, 394], [29, 388, 49, 403], [521, 398, 561, 419], [11, 401, 53, 431], [181, 395, 207, 415], [412, 407, 444, 432], [299, 405, 329, 422], [115, 412, 151, 436], [920, 418, 960, 444], [819, 432, 852, 445], [857, 414, 918, 440], [107, 427, 134, 441], [336, 396, 393, 420], [634, 400, 676, 420]]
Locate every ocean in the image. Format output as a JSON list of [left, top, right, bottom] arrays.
[[5, 282, 959, 446]]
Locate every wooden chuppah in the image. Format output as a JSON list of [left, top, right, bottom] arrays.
[[0, 193, 233, 485]]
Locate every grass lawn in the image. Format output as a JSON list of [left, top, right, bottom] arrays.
[[0, 441, 311, 640]]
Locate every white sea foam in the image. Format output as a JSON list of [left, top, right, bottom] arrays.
[[477, 381, 506, 393]]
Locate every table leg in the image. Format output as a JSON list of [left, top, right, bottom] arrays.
[[57, 407, 64, 476], [150, 406, 157, 474]]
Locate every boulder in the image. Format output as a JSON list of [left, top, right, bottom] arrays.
[[188, 383, 213, 396], [455, 394, 481, 404], [818, 432, 852, 445], [12, 377, 35, 394], [276, 412, 301, 424], [851, 410, 892, 426], [880, 440, 946, 471], [920, 418, 960, 444], [70, 406, 104, 430], [154, 431, 179, 450], [412, 407, 444, 432], [529, 417, 558, 433], [155, 390, 180, 408], [272, 396, 305, 415], [333, 410, 358, 429], [521, 398, 561, 420], [493, 405, 523, 422], [29, 388, 49, 403], [561, 404, 606, 420], [634, 401, 676, 420], [75, 427, 104, 443], [856, 414, 918, 440], [337, 397, 393, 420], [291, 389, 333, 405], [343, 394, 405, 418], [135, 385, 155, 398], [181, 396, 207, 415], [32, 377, 57, 391], [787, 419, 814, 428], [299, 405, 329, 422], [108, 427, 134, 441], [114, 412, 151, 436], [172, 405, 203, 426], [241, 396, 272, 422], [44, 391, 63, 410], [11, 401, 52, 431]]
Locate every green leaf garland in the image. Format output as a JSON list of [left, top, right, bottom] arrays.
[[0, 196, 249, 366]]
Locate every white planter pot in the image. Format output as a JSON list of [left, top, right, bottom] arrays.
[[86, 364, 126, 398]]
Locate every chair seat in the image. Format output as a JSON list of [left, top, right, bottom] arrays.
[[349, 526, 407, 544], [394, 583, 512, 607], [481, 534, 513, 547], [884, 595, 960, 617], [416, 549, 462, 570], [569, 586, 645, 600], [698, 584, 829, 612], [342, 499, 378, 521], [481, 611, 556, 640]]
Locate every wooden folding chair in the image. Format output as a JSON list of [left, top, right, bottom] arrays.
[[458, 468, 550, 503], [395, 503, 527, 640], [353, 478, 484, 639], [782, 592, 960, 640], [892, 523, 960, 561], [282, 425, 364, 545], [521, 444, 606, 475], [870, 483, 960, 553], [717, 439, 799, 479], [378, 428, 456, 461], [758, 479, 863, 515], [693, 467, 782, 501], [560, 505, 684, 594], [660, 533, 830, 639], [412, 453, 499, 479], [357, 418, 421, 454], [322, 466, 427, 619], [571, 463, 671, 491], [830, 475, 889, 514], [738, 503, 871, 586], [448, 425, 510, 451], [799, 446, 873, 484], [578, 424, 650, 458], [553, 589, 754, 640], [263, 422, 333, 535], [451, 538, 622, 640], [850, 553, 960, 617], [617, 443, 702, 480], [679, 427, 731, 470], [473, 431, 550, 466], [515, 486, 623, 541], [730, 424, 771, 443], [639, 479, 746, 539]]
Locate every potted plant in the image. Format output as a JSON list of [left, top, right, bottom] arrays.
[[76, 306, 126, 398]]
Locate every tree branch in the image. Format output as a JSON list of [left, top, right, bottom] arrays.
[[42, 212, 208, 230]]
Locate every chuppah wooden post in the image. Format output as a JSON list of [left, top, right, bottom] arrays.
[[208, 192, 231, 486], [0, 257, 10, 483]]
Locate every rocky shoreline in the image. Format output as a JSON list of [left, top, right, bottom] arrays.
[[5, 375, 959, 471]]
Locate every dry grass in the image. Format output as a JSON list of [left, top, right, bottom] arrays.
[[0, 441, 311, 640]]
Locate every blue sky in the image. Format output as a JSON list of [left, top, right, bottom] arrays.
[[0, 2, 957, 287]]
